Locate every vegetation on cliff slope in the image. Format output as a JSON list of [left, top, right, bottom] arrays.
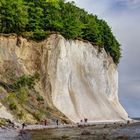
[[0, 73, 68, 123], [0, 0, 121, 63]]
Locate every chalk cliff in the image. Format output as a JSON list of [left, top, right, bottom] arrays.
[[0, 34, 128, 123]]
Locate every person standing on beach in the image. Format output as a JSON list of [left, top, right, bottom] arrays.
[[84, 118, 88, 123], [44, 119, 47, 126], [56, 119, 59, 125], [22, 123, 26, 130]]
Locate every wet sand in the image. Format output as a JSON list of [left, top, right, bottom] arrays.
[[1, 122, 140, 140], [0, 128, 19, 140], [27, 122, 140, 140]]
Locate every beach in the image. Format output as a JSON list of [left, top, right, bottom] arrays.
[[1, 120, 140, 140]]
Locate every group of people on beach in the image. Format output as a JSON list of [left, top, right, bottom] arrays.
[[21, 117, 89, 131], [21, 118, 59, 131], [80, 118, 88, 123]]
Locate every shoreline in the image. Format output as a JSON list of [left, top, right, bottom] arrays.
[[0, 120, 139, 140], [0, 119, 138, 131], [24, 119, 135, 131], [0, 119, 136, 131]]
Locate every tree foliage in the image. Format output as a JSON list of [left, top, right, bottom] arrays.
[[0, 0, 28, 33], [0, 0, 121, 64]]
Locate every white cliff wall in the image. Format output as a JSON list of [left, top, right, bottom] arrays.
[[47, 34, 128, 123], [0, 34, 128, 123]]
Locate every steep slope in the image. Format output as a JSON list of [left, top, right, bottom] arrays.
[[47, 34, 128, 122], [0, 34, 128, 123]]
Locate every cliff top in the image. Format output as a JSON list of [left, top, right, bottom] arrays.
[[0, 0, 121, 64]]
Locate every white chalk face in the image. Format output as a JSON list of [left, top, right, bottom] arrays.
[[47, 35, 128, 123]]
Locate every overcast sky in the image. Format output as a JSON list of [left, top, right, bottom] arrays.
[[68, 0, 140, 117]]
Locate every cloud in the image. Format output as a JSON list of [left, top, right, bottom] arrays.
[[115, 0, 140, 9], [67, 0, 140, 17]]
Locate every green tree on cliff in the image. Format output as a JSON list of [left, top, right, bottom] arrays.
[[0, 0, 121, 64], [0, 0, 28, 33], [61, 2, 84, 39]]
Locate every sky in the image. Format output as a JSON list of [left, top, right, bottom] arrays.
[[68, 0, 140, 117]]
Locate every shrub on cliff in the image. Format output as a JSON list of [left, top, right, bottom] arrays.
[[0, 0, 121, 64], [11, 73, 39, 91], [31, 30, 49, 41]]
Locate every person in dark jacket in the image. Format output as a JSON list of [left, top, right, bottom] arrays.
[[56, 119, 59, 125], [22, 123, 26, 130]]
